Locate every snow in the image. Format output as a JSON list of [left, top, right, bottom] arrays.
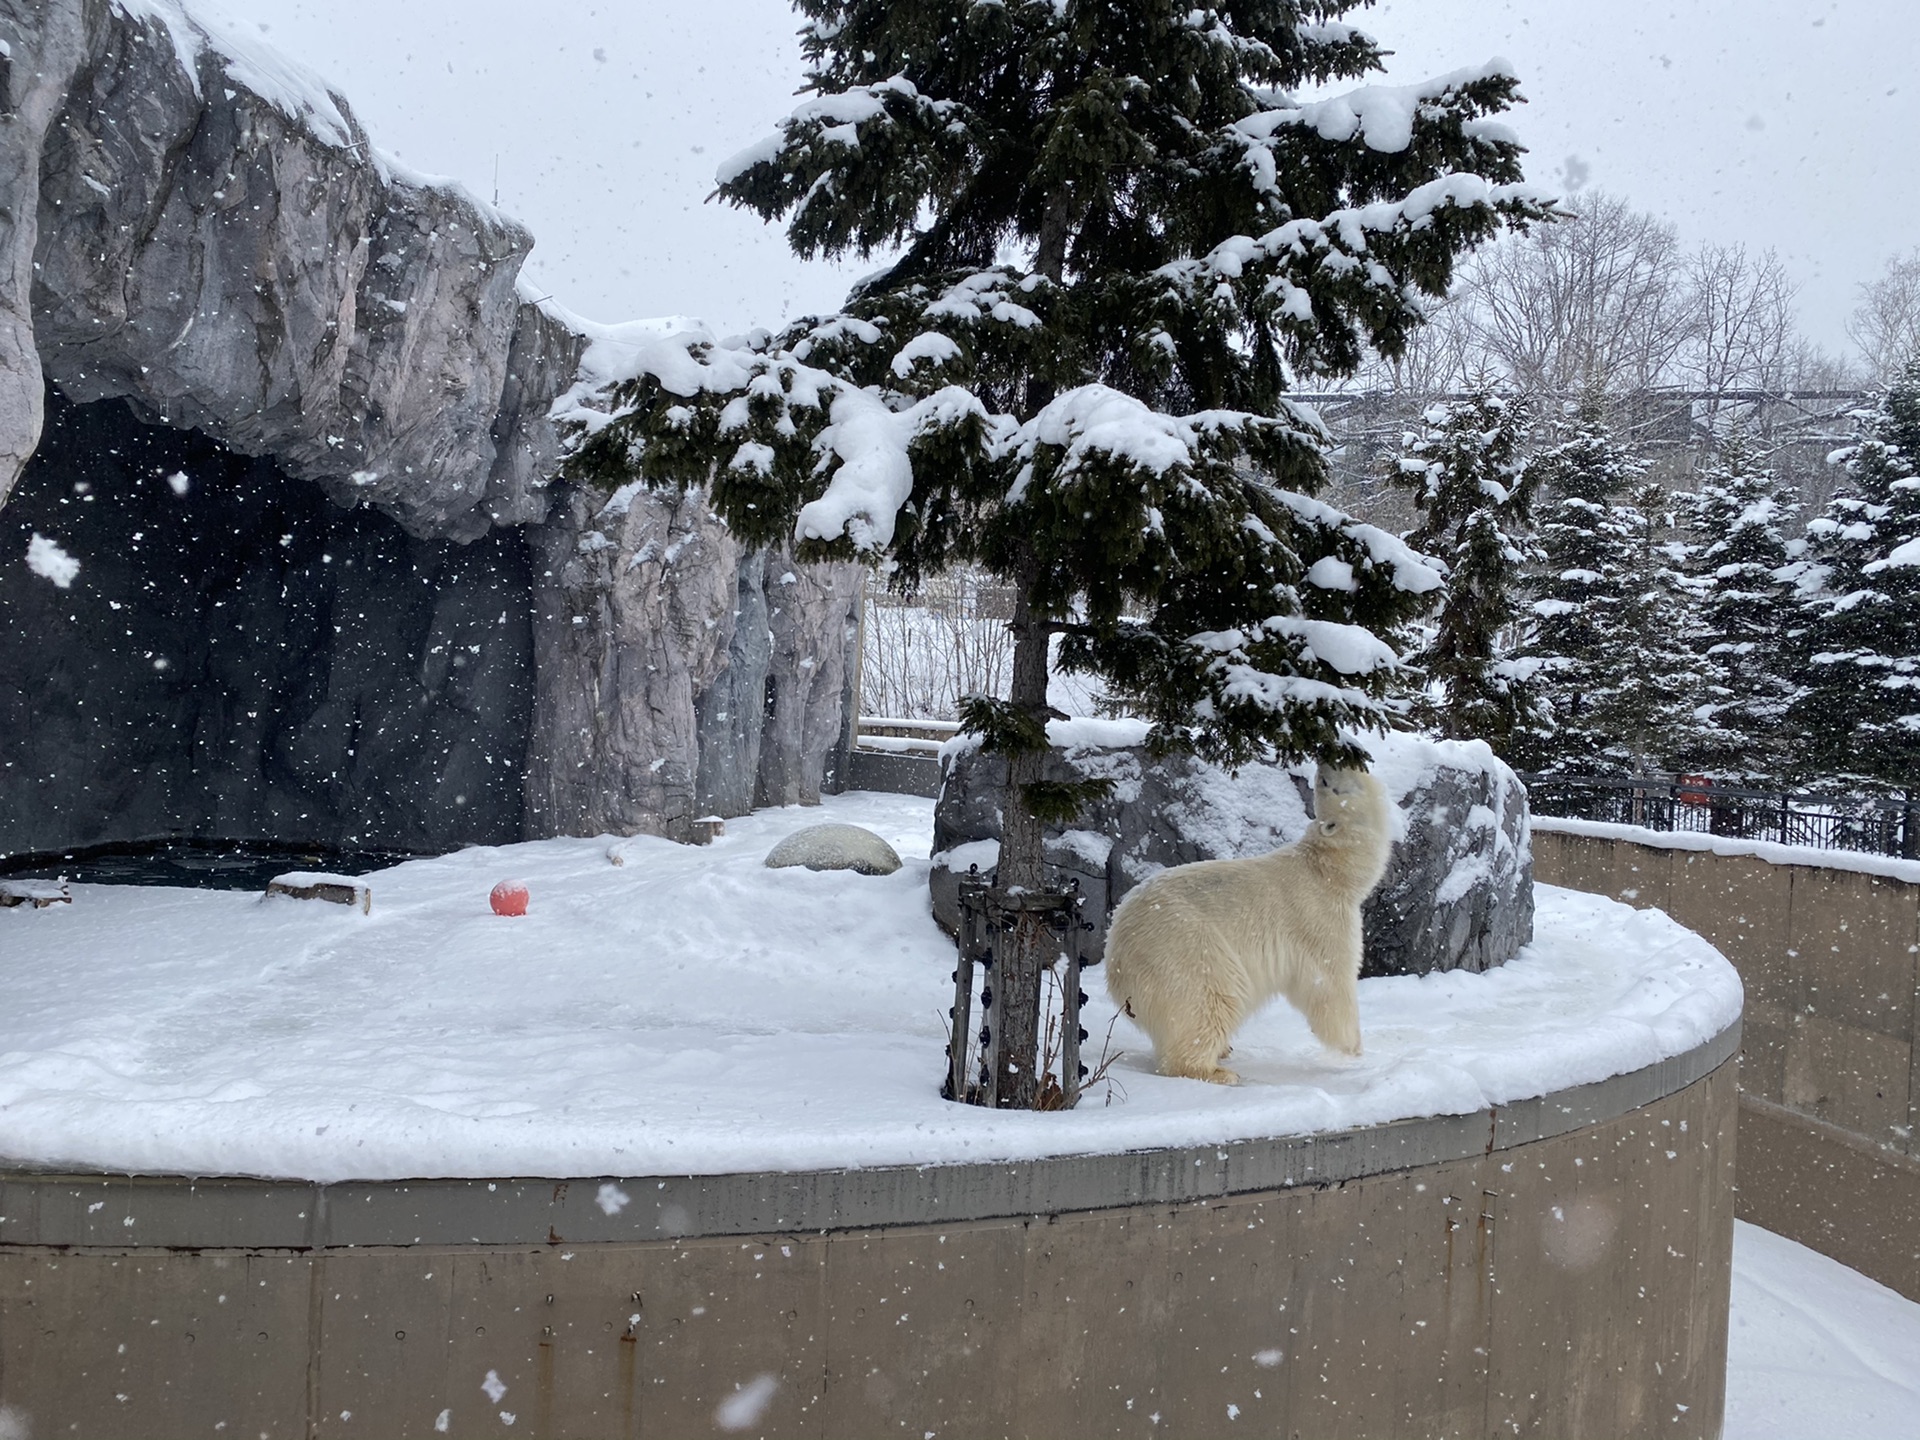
[[939, 716, 1154, 767], [1532, 816, 1920, 885], [714, 1373, 780, 1431], [1305, 556, 1358, 591], [0, 793, 1736, 1183], [889, 331, 962, 379], [113, 0, 354, 148], [931, 838, 1000, 874], [24, 534, 79, 589], [1190, 615, 1401, 677], [1725, 1221, 1920, 1440], [1879, 536, 1920, 569], [1255, 59, 1521, 156]]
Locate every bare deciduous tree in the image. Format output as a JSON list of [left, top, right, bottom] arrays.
[[1779, 336, 1862, 393], [1357, 292, 1481, 394], [860, 566, 1015, 720], [1848, 250, 1920, 383], [1463, 191, 1692, 395], [1676, 243, 1797, 416]]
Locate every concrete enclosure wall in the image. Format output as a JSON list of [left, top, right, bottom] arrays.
[[1532, 825, 1920, 1300], [0, 1031, 1738, 1440]]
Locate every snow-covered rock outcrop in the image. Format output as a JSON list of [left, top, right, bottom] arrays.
[[0, 0, 859, 854], [932, 723, 1534, 978]]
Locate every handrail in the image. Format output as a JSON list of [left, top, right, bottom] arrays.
[[1522, 773, 1920, 860]]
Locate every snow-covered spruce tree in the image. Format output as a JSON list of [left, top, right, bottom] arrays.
[[1392, 387, 1540, 752], [1617, 477, 1714, 773], [564, 1, 1547, 1107], [1512, 395, 1666, 779], [1678, 430, 1802, 784], [1790, 361, 1920, 794]]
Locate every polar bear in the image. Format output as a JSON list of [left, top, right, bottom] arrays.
[[1104, 763, 1394, 1085]]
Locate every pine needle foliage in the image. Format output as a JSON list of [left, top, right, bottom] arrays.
[[1509, 398, 1680, 774], [1615, 478, 1713, 772], [560, 0, 1546, 1105], [1678, 430, 1801, 784], [1790, 361, 1920, 793], [1393, 387, 1540, 752], [567, 0, 1545, 781]]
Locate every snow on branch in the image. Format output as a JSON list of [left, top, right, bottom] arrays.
[[716, 72, 961, 186], [1276, 490, 1445, 596], [558, 319, 1341, 560], [1240, 58, 1521, 156]]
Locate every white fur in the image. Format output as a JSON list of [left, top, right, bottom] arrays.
[[1103, 764, 1393, 1085]]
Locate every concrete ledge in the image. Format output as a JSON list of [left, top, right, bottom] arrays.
[[0, 1026, 1739, 1439], [844, 747, 944, 798], [0, 1020, 1739, 1251]]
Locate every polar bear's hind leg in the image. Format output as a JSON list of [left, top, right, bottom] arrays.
[[1147, 975, 1244, 1085]]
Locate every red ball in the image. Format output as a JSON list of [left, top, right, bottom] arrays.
[[489, 880, 529, 917]]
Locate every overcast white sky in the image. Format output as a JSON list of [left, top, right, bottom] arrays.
[[216, 0, 1916, 359]]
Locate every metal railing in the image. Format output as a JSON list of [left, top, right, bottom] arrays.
[[1522, 774, 1920, 860]]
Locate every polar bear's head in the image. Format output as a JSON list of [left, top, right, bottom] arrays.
[[1310, 763, 1389, 844]]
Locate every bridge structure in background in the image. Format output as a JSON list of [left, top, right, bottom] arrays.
[[1292, 386, 1875, 527]]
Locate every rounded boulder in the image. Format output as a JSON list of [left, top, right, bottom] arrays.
[[764, 823, 902, 876]]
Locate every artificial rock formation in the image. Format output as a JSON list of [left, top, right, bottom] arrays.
[[0, 0, 860, 857], [932, 728, 1534, 979]]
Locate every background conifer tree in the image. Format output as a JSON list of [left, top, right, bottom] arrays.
[[1678, 430, 1801, 785], [1615, 478, 1713, 772], [1393, 387, 1540, 751], [1509, 398, 1653, 774], [1791, 361, 1920, 796], [565, 0, 1547, 1105]]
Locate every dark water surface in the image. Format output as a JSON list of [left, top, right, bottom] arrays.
[[0, 838, 426, 891]]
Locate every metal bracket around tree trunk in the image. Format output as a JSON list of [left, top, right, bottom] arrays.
[[944, 872, 1097, 1110]]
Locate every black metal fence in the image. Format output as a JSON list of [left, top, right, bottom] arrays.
[[1521, 774, 1920, 860]]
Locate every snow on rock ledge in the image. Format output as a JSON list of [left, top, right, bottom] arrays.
[[5, 0, 576, 538], [932, 723, 1533, 978]]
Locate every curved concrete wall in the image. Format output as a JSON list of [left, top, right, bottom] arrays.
[[1534, 823, 1920, 1302], [0, 1024, 1738, 1440]]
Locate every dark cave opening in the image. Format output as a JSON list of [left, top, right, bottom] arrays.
[[0, 388, 535, 864]]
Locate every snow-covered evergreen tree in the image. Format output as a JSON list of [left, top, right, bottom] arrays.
[[1678, 430, 1801, 784], [1393, 388, 1540, 751], [1790, 361, 1920, 792], [1618, 478, 1714, 772], [564, 0, 1547, 1105], [1511, 399, 1701, 775]]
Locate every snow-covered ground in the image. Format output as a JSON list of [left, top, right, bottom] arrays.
[[0, 790, 1736, 1181], [1727, 1221, 1920, 1440], [0, 792, 1912, 1432]]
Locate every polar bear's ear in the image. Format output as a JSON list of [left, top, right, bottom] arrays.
[[1319, 818, 1339, 836]]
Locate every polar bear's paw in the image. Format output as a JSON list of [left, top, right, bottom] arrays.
[[1162, 1059, 1241, 1086]]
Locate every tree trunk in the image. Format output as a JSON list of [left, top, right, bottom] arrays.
[[990, 204, 1072, 1107], [991, 580, 1055, 1108]]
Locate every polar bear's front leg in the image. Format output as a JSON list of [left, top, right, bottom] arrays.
[[1296, 970, 1362, 1057]]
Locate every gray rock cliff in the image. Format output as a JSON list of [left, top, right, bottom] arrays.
[[0, 0, 860, 857]]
